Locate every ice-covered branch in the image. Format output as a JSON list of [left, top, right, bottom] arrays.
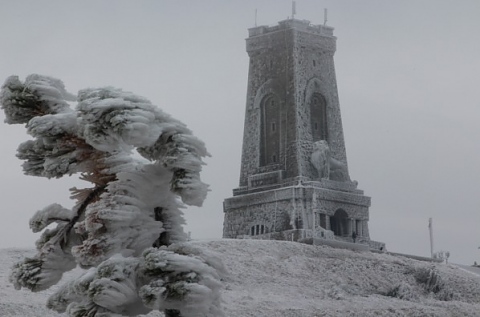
[[10, 240, 76, 292], [10, 185, 107, 292], [48, 244, 224, 317], [138, 132, 210, 207], [30, 203, 74, 233], [0, 74, 74, 124], [1, 75, 99, 179], [139, 244, 224, 317]]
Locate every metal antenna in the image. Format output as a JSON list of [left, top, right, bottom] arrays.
[[292, 1, 296, 19], [429, 218, 434, 258], [255, 8, 257, 27], [324, 8, 328, 25]]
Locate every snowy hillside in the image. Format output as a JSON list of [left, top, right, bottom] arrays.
[[2, 240, 480, 317]]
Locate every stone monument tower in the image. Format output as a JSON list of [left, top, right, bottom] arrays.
[[223, 18, 382, 249]]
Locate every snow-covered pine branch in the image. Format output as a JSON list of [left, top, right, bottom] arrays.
[[1, 74, 222, 317]]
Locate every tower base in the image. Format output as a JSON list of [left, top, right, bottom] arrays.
[[223, 178, 384, 250]]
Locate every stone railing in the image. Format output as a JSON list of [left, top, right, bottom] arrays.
[[307, 228, 335, 240], [303, 179, 363, 194]]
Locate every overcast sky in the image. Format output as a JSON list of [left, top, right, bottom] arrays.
[[0, 1, 479, 265]]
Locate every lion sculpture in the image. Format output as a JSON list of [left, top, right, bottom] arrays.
[[310, 140, 330, 179], [310, 140, 350, 182]]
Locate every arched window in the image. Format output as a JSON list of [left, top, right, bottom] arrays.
[[310, 94, 327, 141], [260, 95, 280, 166]]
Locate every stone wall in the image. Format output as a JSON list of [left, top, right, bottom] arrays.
[[223, 183, 371, 240], [293, 30, 348, 180], [223, 199, 293, 238], [239, 27, 294, 186]]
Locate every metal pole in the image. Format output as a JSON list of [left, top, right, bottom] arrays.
[[429, 218, 434, 258]]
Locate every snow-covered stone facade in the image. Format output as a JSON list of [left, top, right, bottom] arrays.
[[224, 19, 381, 249]]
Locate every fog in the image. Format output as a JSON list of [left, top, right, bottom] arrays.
[[0, 1, 479, 265]]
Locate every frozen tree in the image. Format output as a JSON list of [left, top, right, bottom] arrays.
[[1, 74, 224, 317]]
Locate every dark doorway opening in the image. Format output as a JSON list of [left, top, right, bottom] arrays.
[[330, 209, 349, 236]]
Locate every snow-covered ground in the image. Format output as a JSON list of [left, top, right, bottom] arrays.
[[2, 240, 480, 317]]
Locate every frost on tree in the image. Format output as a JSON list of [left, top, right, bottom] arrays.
[[1, 74, 224, 317]]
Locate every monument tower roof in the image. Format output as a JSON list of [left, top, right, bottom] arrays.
[[248, 19, 335, 38]]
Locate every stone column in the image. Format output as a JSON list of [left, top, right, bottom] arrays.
[[347, 218, 352, 237], [357, 220, 363, 236], [326, 215, 330, 230], [362, 221, 370, 239]]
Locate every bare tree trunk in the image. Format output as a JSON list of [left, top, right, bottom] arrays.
[[153, 207, 182, 317], [153, 207, 171, 247]]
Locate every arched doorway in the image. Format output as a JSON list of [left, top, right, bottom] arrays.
[[330, 209, 349, 237]]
